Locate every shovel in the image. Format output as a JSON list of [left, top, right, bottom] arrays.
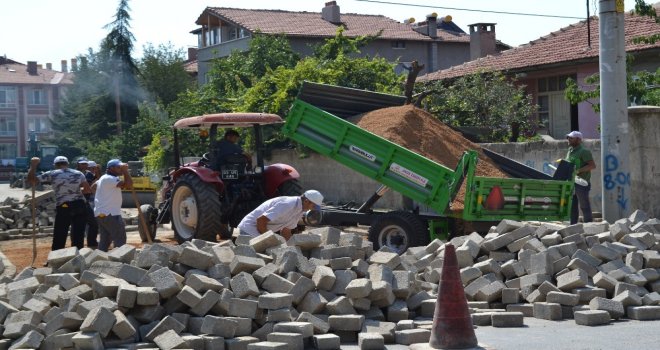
[[30, 183, 37, 267]]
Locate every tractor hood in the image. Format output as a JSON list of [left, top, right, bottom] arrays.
[[173, 113, 283, 129]]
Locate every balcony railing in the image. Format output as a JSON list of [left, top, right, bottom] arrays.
[[0, 131, 17, 137]]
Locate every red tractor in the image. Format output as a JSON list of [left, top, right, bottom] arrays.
[[144, 113, 302, 242]]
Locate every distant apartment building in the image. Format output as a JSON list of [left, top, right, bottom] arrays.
[[190, 1, 509, 84], [0, 56, 74, 163]]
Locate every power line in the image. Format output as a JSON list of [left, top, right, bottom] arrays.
[[355, 0, 585, 19]]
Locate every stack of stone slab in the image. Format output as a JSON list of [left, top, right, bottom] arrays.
[[0, 192, 55, 239], [0, 209, 658, 349]]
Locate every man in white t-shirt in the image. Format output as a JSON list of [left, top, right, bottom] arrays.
[[94, 159, 133, 251], [238, 189, 323, 240]]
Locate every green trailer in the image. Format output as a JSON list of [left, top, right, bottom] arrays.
[[283, 99, 576, 253]]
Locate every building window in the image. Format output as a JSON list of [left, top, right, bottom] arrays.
[[537, 95, 549, 129], [28, 116, 51, 133], [538, 75, 572, 93], [0, 86, 17, 108], [391, 41, 406, 49], [0, 117, 17, 136], [28, 88, 47, 105], [0, 143, 17, 160]]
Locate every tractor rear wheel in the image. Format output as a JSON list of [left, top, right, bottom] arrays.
[[368, 211, 429, 254], [171, 173, 222, 243]]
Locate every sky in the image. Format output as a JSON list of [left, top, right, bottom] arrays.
[[0, 0, 643, 68]]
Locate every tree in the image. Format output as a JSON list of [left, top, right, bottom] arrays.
[[633, 0, 660, 44], [139, 43, 194, 107], [420, 70, 538, 142]]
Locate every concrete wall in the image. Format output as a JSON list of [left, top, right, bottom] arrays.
[[628, 106, 660, 218]]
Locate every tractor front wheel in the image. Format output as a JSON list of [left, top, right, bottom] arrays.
[[368, 211, 429, 254], [171, 173, 222, 243]]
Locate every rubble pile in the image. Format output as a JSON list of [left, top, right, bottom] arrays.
[[0, 210, 658, 349], [0, 192, 56, 239]]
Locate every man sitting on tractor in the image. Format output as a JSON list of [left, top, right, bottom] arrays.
[[216, 130, 250, 165]]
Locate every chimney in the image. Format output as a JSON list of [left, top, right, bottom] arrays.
[[469, 23, 497, 60], [61, 59, 68, 73], [322, 1, 341, 24], [187, 47, 198, 62], [426, 14, 437, 38], [81, 57, 88, 68], [46, 63, 52, 70], [27, 61, 38, 75], [71, 58, 78, 71]]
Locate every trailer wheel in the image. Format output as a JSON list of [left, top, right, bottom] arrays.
[[138, 204, 158, 242], [171, 173, 222, 243], [368, 211, 429, 254]]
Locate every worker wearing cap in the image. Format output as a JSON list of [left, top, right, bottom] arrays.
[[565, 131, 596, 225], [238, 189, 324, 241], [75, 157, 98, 248], [94, 159, 133, 252], [27, 156, 92, 251]]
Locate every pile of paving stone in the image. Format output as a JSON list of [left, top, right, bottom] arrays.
[[0, 192, 56, 239], [0, 210, 658, 349]]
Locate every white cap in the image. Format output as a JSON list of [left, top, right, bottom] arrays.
[[53, 156, 69, 164], [303, 190, 324, 206], [87, 161, 97, 168], [566, 131, 583, 139]]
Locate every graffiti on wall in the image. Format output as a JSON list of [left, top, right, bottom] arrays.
[[525, 159, 555, 175], [604, 154, 630, 210]]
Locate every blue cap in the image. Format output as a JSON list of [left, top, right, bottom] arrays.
[[107, 159, 122, 168]]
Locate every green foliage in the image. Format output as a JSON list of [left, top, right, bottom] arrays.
[[139, 43, 194, 107], [421, 70, 537, 142], [564, 56, 660, 111], [632, 0, 660, 44]]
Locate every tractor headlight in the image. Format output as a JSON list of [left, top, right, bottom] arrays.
[[302, 209, 322, 226], [254, 166, 263, 174]]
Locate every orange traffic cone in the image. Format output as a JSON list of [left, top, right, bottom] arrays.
[[484, 186, 505, 210], [429, 243, 479, 349]]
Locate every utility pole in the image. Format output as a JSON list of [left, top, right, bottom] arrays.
[[599, 0, 631, 222]]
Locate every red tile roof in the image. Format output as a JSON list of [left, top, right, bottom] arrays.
[[0, 62, 74, 85], [200, 7, 470, 43], [420, 13, 660, 81]]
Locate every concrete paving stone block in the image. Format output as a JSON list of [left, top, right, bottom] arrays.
[[572, 249, 603, 267], [328, 315, 365, 331], [329, 257, 353, 270], [320, 246, 356, 260], [91, 277, 123, 298], [22, 297, 51, 315], [624, 273, 648, 287], [312, 266, 336, 291], [186, 273, 224, 293], [589, 297, 625, 319], [553, 255, 571, 274], [368, 264, 394, 284], [145, 315, 186, 341], [476, 280, 506, 303], [574, 287, 607, 303], [537, 281, 561, 296], [626, 305, 660, 320], [612, 290, 643, 307], [43, 311, 83, 334], [117, 264, 148, 285], [495, 219, 525, 234], [525, 289, 545, 303], [369, 281, 395, 306], [506, 303, 534, 317], [546, 291, 579, 306], [43, 305, 62, 323], [387, 300, 409, 322], [294, 256, 316, 279], [643, 252, 660, 268], [642, 292, 660, 305], [468, 301, 490, 310], [460, 266, 483, 285], [345, 278, 373, 299], [258, 292, 293, 310], [557, 269, 588, 291], [201, 315, 239, 338], [83, 249, 110, 267], [80, 306, 116, 337], [600, 258, 625, 273], [252, 263, 279, 286], [289, 276, 316, 305], [266, 332, 304, 350], [116, 283, 138, 308], [501, 288, 520, 304], [364, 306, 387, 321], [262, 273, 295, 294], [57, 273, 81, 291], [361, 319, 396, 343], [556, 223, 583, 238], [507, 235, 533, 253], [358, 332, 385, 350], [297, 291, 328, 314], [330, 270, 356, 295], [312, 334, 340, 350], [7, 276, 40, 293], [541, 232, 563, 246], [465, 276, 492, 300], [212, 245, 236, 265], [472, 312, 493, 326], [483, 225, 535, 251], [275, 250, 299, 275], [10, 329, 44, 349], [76, 297, 117, 318], [228, 298, 259, 318], [491, 312, 524, 327], [574, 310, 611, 326], [153, 329, 187, 350], [406, 290, 433, 311], [87, 260, 125, 277], [142, 267, 181, 299], [593, 271, 618, 292], [249, 232, 283, 253], [107, 243, 136, 263], [47, 247, 78, 268], [324, 296, 356, 315], [189, 289, 221, 316], [455, 247, 474, 268], [230, 255, 266, 275], [247, 341, 289, 350], [130, 304, 167, 324], [177, 285, 203, 307], [7, 289, 32, 309], [3, 322, 39, 339], [473, 259, 502, 275], [563, 233, 587, 248], [287, 233, 322, 250], [71, 331, 104, 350], [638, 268, 660, 282], [112, 310, 136, 340], [533, 302, 562, 320], [231, 271, 261, 298], [182, 334, 205, 348], [272, 321, 314, 338], [396, 319, 415, 331], [265, 308, 291, 322], [613, 281, 642, 297], [589, 244, 621, 262], [567, 258, 599, 277], [296, 312, 330, 334], [308, 227, 341, 246], [369, 251, 401, 270], [523, 237, 546, 253], [394, 329, 431, 345], [520, 273, 551, 289], [585, 235, 600, 247]]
